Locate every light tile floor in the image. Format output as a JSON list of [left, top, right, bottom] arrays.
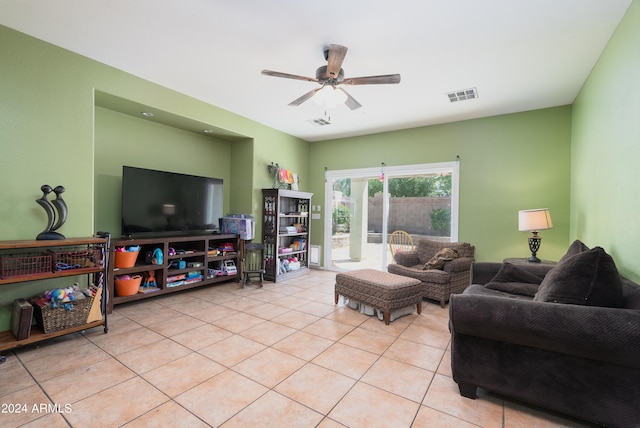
[[1, 269, 593, 427]]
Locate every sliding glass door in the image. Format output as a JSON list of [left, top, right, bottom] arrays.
[[324, 162, 459, 271], [328, 176, 383, 270]]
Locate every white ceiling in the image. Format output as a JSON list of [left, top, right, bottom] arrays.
[[0, 0, 632, 142]]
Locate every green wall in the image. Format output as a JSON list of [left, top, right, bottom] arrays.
[[0, 26, 96, 240], [247, 127, 311, 240], [94, 106, 233, 235], [0, 24, 308, 330], [0, 24, 309, 241], [571, 0, 640, 282], [310, 107, 572, 263], [0, 0, 638, 331]]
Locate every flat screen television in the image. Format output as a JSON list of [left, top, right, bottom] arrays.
[[121, 166, 223, 237]]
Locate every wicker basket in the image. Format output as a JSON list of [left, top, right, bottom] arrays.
[[0, 253, 53, 279], [32, 297, 94, 333], [51, 248, 103, 272]]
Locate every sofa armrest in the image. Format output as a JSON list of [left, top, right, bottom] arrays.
[[469, 262, 502, 285], [450, 293, 640, 369], [393, 251, 420, 266]]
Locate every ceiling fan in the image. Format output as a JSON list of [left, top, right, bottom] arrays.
[[261, 44, 401, 110]]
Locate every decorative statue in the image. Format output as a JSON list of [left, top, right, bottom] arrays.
[[36, 184, 67, 240], [267, 162, 281, 188]]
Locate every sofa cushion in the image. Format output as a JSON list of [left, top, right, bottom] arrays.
[[622, 278, 640, 310], [533, 247, 624, 307], [490, 262, 545, 284], [486, 281, 539, 297], [463, 283, 533, 300], [558, 239, 590, 264], [484, 263, 544, 297]]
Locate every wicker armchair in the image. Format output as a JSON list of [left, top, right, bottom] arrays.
[[387, 238, 475, 307]]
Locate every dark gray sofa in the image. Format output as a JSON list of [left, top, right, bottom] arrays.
[[449, 244, 640, 428]]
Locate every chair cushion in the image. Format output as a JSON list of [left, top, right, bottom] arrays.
[[533, 247, 624, 308], [387, 263, 450, 284]]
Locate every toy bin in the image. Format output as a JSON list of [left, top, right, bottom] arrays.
[[114, 251, 139, 268], [115, 275, 142, 296], [287, 261, 301, 271], [31, 297, 94, 334], [0, 253, 52, 279], [52, 248, 103, 271]]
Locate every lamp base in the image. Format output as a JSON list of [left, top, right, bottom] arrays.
[[527, 233, 542, 263]]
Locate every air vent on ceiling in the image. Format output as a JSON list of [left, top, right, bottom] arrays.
[[308, 116, 331, 126], [446, 87, 478, 102]]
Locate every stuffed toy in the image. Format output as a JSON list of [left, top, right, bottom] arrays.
[[144, 270, 157, 287]]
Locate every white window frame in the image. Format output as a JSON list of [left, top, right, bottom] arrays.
[[323, 161, 459, 270]]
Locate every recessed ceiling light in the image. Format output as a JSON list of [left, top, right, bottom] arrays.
[[141, 111, 154, 117], [446, 87, 478, 102]]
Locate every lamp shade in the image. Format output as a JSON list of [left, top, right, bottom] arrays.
[[518, 208, 553, 232]]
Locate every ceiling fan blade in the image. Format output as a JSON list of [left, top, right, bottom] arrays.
[[338, 88, 362, 110], [288, 87, 322, 106], [326, 44, 348, 79], [261, 69, 318, 83], [342, 74, 401, 85]]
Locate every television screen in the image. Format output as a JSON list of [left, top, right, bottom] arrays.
[[121, 166, 223, 236]]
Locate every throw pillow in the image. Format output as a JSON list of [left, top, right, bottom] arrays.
[[489, 262, 545, 284], [423, 247, 459, 270], [484, 262, 545, 297], [533, 247, 624, 307], [558, 239, 590, 264]]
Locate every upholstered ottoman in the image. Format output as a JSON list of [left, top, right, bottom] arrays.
[[335, 269, 423, 325]]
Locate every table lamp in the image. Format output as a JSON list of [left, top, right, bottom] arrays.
[[518, 208, 553, 262]]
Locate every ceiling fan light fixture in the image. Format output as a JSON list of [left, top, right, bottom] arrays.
[[313, 85, 347, 109], [263, 44, 399, 110]]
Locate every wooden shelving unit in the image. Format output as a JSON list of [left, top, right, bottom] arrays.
[[262, 188, 313, 282], [107, 234, 240, 312], [0, 235, 110, 362]]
